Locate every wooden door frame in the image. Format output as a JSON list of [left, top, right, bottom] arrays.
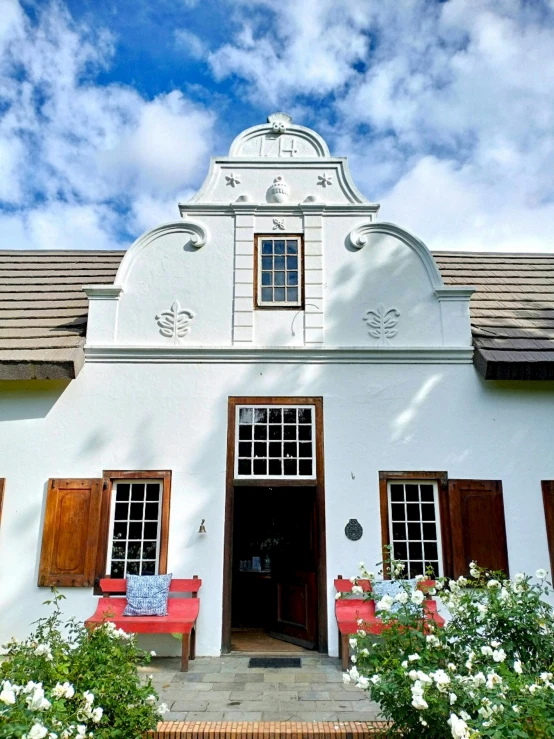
[[222, 396, 327, 654]]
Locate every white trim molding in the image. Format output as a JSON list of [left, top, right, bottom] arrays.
[[83, 285, 123, 300], [85, 345, 474, 365]]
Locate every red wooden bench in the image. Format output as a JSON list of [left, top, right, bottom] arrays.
[[85, 576, 201, 671], [334, 575, 445, 670]]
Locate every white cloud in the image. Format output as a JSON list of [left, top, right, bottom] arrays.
[[174, 28, 208, 60], [0, 0, 215, 250], [209, 0, 554, 251]]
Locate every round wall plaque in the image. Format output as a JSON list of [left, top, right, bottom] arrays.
[[345, 518, 363, 541]]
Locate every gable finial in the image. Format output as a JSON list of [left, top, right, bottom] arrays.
[[267, 112, 292, 133]]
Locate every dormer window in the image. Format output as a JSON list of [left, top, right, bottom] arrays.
[[256, 235, 302, 307]]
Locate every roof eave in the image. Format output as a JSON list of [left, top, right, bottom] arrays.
[[474, 348, 554, 381], [0, 349, 84, 381]]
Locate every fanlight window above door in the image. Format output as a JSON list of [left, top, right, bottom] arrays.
[[235, 405, 316, 479]]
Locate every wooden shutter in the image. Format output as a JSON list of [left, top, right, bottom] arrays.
[[38, 478, 103, 587], [448, 479, 508, 578], [542, 481, 554, 576]]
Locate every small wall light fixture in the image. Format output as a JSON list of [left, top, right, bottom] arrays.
[[198, 519, 207, 534]]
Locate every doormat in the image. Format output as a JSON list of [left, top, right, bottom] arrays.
[[248, 657, 301, 668]]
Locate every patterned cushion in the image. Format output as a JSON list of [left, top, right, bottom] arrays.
[[373, 579, 417, 613], [123, 573, 173, 616]]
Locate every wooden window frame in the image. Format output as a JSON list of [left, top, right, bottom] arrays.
[[222, 397, 327, 653], [379, 471, 452, 579], [94, 470, 171, 593], [541, 481, 554, 577], [254, 234, 304, 310]]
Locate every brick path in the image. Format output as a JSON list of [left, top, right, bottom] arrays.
[[140, 654, 382, 722]]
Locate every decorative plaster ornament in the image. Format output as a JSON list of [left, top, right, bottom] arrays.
[[267, 175, 290, 203], [363, 304, 400, 346], [225, 172, 241, 187], [317, 172, 333, 188], [235, 194, 252, 203], [156, 301, 195, 343], [267, 112, 292, 133], [303, 195, 318, 203], [273, 218, 285, 230]]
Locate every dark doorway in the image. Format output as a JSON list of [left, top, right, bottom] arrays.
[[232, 486, 318, 650]]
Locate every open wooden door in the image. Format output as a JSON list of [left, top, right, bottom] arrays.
[[269, 488, 318, 649]]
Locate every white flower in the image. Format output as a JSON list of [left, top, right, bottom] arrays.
[[91, 707, 103, 723], [448, 713, 471, 739], [426, 634, 440, 647], [512, 704, 520, 713], [351, 585, 364, 596], [411, 590, 424, 605], [358, 561, 365, 568], [411, 694, 428, 710], [348, 666, 360, 680], [28, 724, 49, 739], [356, 676, 370, 689], [415, 575, 425, 582], [76, 725, 87, 737], [0, 687, 16, 705], [408, 670, 419, 681], [499, 588, 510, 602], [146, 694, 158, 704], [457, 576, 468, 586], [157, 702, 169, 715], [487, 579, 500, 589], [417, 671, 433, 684], [493, 648, 506, 663], [377, 594, 394, 611], [370, 674, 381, 684], [447, 663, 457, 672], [514, 660, 523, 674], [449, 692, 457, 705], [434, 581, 443, 590], [52, 683, 75, 700], [360, 648, 369, 656], [349, 576, 358, 584], [528, 683, 540, 694], [408, 653, 420, 661], [514, 573, 525, 583], [335, 592, 342, 600], [395, 591, 408, 604], [476, 603, 488, 617], [34, 644, 53, 661], [349, 638, 357, 649], [82, 691, 94, 705], [486, 672, 502, 689], [150, 650, 156, 657], [536, 569, 547, 580], [490, 640, 500, 648], [26, 686, 51, 712], [401, 660, 408, 669], [350, 655, 357, 663], [342, 672, 351, 684], [357, 629, 367, 637], [473, 672, 486, 687], [481, 646, 493, 656]]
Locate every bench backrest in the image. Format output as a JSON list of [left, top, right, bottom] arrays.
[[334, 575, 436, 594], [99, 576, 201, 596]]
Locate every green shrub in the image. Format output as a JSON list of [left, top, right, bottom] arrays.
[[341, 561, 554, 738], [0, 592, 166, 739]]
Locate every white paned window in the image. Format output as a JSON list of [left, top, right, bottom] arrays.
[[235, 405, 315, 479], [387, 480, 443, 578], [107, 480, 163, 577], [257, 236, 302, 307]]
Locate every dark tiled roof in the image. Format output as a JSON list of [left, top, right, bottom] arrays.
[[0, 249, 553, 380], [435, 252, 554, 379], [0, 251, 122, 379]]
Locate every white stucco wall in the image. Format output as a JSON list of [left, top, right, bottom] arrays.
[[1, 366, 553, 656], [1, 114, 552, 656]]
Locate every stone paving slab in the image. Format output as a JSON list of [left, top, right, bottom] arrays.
[[140, 654, 381, 722]]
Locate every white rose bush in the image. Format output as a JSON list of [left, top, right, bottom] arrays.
[[0, 592, 166, 739], [342, 561, 554, 737]]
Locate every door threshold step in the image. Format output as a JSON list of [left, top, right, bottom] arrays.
[[151, 721, 395, 738]]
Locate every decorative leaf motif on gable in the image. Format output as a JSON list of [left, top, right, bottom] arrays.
[[156, 301, 195, 343], [363, 304, 400, 346]]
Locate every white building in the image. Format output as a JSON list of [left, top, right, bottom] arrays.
[[1, 113, 553, 657]]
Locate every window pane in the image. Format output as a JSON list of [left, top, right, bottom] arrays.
[[388, 481, 441, 578], [130, 503, 143, 520], [126, 561, 140, 575], [145, 503, 158, 520], [111, 543, 125, 560], [261, 256, 272, 270], [287, 256, 298, 269], [114, 503, 128, 520], [113, 522, 127, 540], [274, 256, 285, 270], [239, 407, 253, 424], [286, 288, 298, 302], [238, 425, 252, 440], [146, 484, 159, 501], [261, 287, 272, 302], [128, 541, 141, 559], [287, 271, 298, 286], [262, 241, 273, 254], [236, 406, 315, 478], [117, 484, 130, 501], [274, 240, 285, 254], [262, 271, 272, 286], [274, 271, 285, 286], [128, 522, 142, 539], [111, 561, 124, 577], [286, 240, 298, 253], [274, 287, 285, 301], [144, 521, 158, 539], [141, 561, 156, 575]]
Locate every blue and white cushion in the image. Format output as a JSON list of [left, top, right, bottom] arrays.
[[373, 579, 417, 613], [123, 573, 173, 616]]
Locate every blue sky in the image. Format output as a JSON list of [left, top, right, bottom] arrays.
[[1, 0, 554, 251]]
